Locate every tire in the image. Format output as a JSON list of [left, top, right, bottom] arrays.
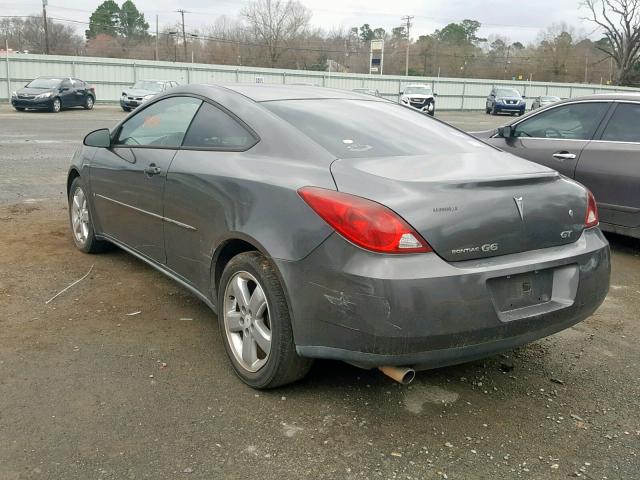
[[491, 106, 498, 115], [14, 107, 25, 111], [68, 177, 108, 253], [218, 251, 312, 389], [517, 111, 524, 116], [49, 97, 61, 113], [485, 107, 490, 114], [122, 106, 131, 112], [84, 96, 94, 110]]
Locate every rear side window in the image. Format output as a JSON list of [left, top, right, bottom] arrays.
[[182, 102, 256, 150], [115, 96, 202, 147], [515, 102, 609, 140], [263, 99, 486, 159], [601, 103, 640, 143]]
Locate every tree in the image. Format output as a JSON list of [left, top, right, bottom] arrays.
[[241, 0, 311, 66], [86, 0, 121, 39], [359, 24, 373, 42], [584, 0, 640, 84], [436, 19, 484, 46], [119, 0, 149, 39], [0, 15, 82, 54]]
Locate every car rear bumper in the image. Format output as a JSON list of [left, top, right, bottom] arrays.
[[11, 98, 53, 109], [275, 228, 610, 369]]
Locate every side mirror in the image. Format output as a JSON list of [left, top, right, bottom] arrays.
[[61, 86, 70, 91], [398, 91, 403, 95], [433, 93, 438, 97], [522, 95, 526, 99], [84, 128, 111, 148], [498, 125, 514, 138]]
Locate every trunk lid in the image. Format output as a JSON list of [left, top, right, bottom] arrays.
[[330, 151, 589, 262]]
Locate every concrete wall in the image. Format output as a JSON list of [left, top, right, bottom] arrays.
[[2, 53, 638, 109]]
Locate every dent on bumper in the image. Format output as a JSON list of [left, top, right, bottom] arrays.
[[275, 228, 610, 368]]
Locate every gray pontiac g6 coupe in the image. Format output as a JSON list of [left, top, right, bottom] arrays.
[[67, 84, 610, 388]]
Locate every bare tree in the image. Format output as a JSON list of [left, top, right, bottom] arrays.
[[241, 0, 311, 66], [584, 0, 640, 84]]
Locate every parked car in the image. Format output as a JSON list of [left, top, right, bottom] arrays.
[[486, 87, 526, 116], [531, 95, 561, 110], [11, 76, 95, 113], [68, 85, 610, 388], [474, 94, 640, 239], [399, 84, 436, 116], [120, 80, 179, 112], [352, 88, 381, 97]]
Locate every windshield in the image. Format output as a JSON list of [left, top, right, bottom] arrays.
[[264, 99, 489, 159], [26, 78, 61, 89], [495, 88, 521, 98], [132, 81, 164, 92], [404, 86, 432, 95]]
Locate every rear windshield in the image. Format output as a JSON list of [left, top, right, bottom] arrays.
[[263, 99, 488, 159]]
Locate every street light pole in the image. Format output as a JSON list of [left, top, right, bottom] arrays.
[[42, 0, 50, 54], [176, 9, 188, 61], [401, 15, 413, 76]]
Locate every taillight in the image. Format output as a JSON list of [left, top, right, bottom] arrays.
[[585, 190, 598, 228], [298, 186, 432, 254]]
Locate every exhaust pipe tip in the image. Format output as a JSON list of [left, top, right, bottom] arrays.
[[378, 366, 416, 385]]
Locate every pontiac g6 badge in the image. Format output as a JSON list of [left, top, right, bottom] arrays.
[[514, 196, 524, 221]]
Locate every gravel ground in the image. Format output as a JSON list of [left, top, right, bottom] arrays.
[[0, 105, 638, 480]]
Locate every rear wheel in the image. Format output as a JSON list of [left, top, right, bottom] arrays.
[[84, 96, 94, 110], [68, 177, 108, 253], [49, 97, 61, 113], [218, 251, 312, 389], [491, 105, 498, 115], [14, 107, 25, 111], [122, 106, 131, 112]]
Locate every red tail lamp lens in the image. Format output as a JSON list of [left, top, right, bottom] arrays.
[[298, 186, 432, 254], [585, 190, 599, 228]]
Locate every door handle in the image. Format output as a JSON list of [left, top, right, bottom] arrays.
[[552, 151, 576, 160], [144, 164, 162, 176]]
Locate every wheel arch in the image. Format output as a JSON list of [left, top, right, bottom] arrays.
[[67, 168, 81, 197], [210, 235, 295, 326]]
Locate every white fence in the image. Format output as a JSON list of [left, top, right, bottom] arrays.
[[3, 53, 639, 110]]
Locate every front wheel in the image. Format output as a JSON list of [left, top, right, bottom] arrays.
[[14, 106, 25, 111], [68, 177, 108, 253], [218, 251, 312, 389], [84, 96, 94, 110], [122, 106, 131, 112], [491, 106, 498, 115], [49, 97, 61, 113]]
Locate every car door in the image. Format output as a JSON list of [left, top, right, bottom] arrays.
[[89, 96, 202, 263], [59, 79, 76, 107], [575, 101, 640, 228], [486, 90, 494, 110], [162, 101, 259, 291], [487, 101, 611, 178], [72, 79, 88, 105]]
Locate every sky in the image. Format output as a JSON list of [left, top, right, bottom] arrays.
[[1, 0, 599, 44]]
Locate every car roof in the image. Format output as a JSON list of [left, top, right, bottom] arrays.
[[565, 92, 640, 101], [223, 84, 385, 102]]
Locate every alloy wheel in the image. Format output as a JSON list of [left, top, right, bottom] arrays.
[[86, 97, 94, 109], [52, 98, 61, 112], [71, 187, 90, 245], [223, 271, 272, 373]]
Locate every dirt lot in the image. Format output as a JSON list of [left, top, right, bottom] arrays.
[[0, 105, 638, 480]]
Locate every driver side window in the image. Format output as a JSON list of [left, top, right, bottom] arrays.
[[514, 102, 609, 140], [115, 96, 202, 147]]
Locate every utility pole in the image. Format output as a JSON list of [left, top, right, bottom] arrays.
[[42, 0, 50, 54], [401, 15, 413, 76], [584, 53, 588, 84], [176, 9, 188, 61], [155, 15, 158, 61]]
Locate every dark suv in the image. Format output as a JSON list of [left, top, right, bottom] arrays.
[[486, 87, 526, 116], [11, 76, 96, 113]]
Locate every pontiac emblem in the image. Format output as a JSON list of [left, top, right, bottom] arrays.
[[514, 196, 524, 221]]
